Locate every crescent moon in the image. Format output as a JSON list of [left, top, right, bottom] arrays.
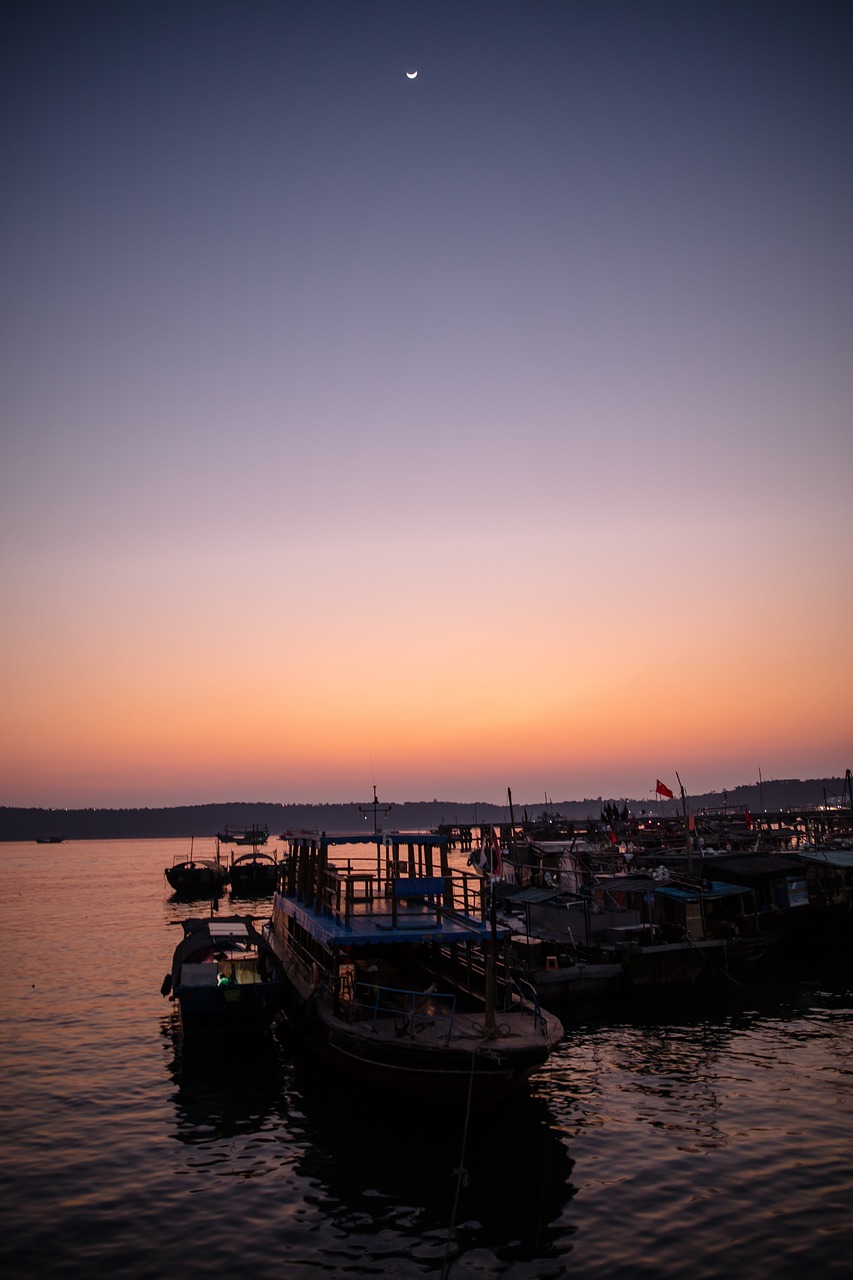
[[405, 70, 418, 80]]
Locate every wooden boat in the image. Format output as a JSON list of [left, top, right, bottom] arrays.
[[695, 852, 812, 949], [164, 839, 230, 898], [266, 831, 564, 1109], [494, 866, 767, 997], [35, 835, 64, 844], [509, 931, 625, 1007], [161, 915, 287, 1038], [229, 848, 278, 896]]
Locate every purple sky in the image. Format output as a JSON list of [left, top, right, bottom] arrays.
[[2, 1, 851, 807]]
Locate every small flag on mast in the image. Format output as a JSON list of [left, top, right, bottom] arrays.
[[656, 780, 674, 798]]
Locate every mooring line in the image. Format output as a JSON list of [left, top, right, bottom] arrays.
[[440, 1048, 478, 1280]]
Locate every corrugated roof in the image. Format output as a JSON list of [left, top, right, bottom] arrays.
[[498, 886, 567, 905], [798, 849, 853, 870], [699, 854, 803, 879], [655, 882, 755, 901]]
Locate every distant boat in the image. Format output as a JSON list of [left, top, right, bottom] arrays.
[[161, 915, 287, 1039], [164, 838, 229, 898], [217, 823, 269, 846], [35, 836, 64, 844]]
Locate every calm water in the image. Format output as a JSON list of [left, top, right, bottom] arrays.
[[2, 838, 851, 1279]]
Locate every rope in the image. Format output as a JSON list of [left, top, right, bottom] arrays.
[[534, 1051, 558, 1248], [440, 1047, 478, 1280], [687, 933, 758, 994]]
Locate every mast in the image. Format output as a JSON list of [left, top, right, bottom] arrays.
[[484, 857, 498, 1037], [358, 785, 392, 835], [507, 786, 517, 862]]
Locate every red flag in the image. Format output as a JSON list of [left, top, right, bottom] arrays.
[[656, 780, 674, 799], [745, 808, 753, 829]]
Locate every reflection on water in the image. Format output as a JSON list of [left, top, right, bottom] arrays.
[[1, 840, 851, 1280], [292, 1077, 575, 1270], [163, 1019, 576, 1270], [538, 968, 853, 1280], [164, 1028, 291, 1148]]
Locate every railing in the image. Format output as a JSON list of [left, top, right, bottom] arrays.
[[278, 836, 491, 928], [342, 980, 458, 1043], [512, 976, 547, 1031]]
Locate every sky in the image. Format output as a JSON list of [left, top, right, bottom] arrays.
[[2, 0, 851, 809]]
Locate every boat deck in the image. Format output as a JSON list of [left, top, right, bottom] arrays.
[[274, 831, 504, 948]]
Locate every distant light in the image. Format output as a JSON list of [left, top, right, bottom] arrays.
[[406, 69, 418, 80]]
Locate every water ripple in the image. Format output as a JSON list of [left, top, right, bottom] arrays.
[[2, 840, 852, 1279]]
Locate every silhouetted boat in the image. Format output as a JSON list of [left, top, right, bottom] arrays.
[[266, 831, 563, 1108], [164, 839, 229, 898], [485, 828, 767, 1001], [216, 823, 269, 846], [35, 835, 64, 844], [228, 848, 278, 896], [161, 915, 287, 1038]]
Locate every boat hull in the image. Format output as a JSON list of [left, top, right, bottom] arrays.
[[273, 955, 560, 1109], [165, 914, 287, 1041], [164, 863, 229, 897], [520, 961, 625, 1006], [229, 860, 278, 896], [176, 982, 286, 1038]]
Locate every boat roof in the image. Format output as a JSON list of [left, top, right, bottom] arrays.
[[498, 885, 569, 905], [525, 840, 598, 855], [174, 915, 264, 956], [698, 853, 805, 879], [594, 875, 754, 901], [655, 881, 755, 902], [179, 915, 256, 935], [205, 920, 249, 938], [798, 848, 853, 870], [274, 891, 506, 949], [594, 874, 665, 893]]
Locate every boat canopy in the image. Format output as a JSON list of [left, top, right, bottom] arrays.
[[206, 921, 250, 939], [498, 885, 571, 905], [798, 849, 853, 870], [276, 892, 505, 948], [172, 916, 266, 969], [654, 882, 756, 903]]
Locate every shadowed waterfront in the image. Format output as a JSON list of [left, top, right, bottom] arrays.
[[1, 839, 851, 1279]]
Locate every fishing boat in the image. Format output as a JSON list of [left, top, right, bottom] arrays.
[[266, 831, 564, 1109], [482, 817, 767, 999], [229, 848, 279, 897], [217, 823, 269, 846], [164, 839, 230, 898], [161, 915, 287, 1038]]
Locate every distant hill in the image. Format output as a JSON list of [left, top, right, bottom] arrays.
[[1, 777, 848, 841]]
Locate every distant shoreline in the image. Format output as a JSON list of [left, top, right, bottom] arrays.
[[1, 778, 846, 841]]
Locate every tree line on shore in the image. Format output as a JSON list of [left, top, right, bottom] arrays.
[[1, 777, 847, 841]]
